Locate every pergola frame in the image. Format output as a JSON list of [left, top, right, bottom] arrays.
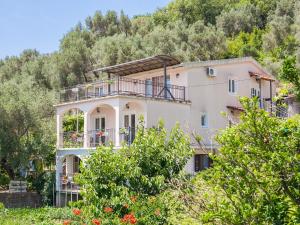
[[92, 55, 181, 100]]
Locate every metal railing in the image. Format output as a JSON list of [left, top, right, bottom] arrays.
[[61, 131, 84, 148], [59, 77, 187, 103], [59, 127, 138, 148], [120, 127, 136, 145], [263, 100, 289, 118], [59, 173, 80, 191], [88, 128, 115, 147]]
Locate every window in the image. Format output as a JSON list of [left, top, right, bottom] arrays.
[[194, 154, 212, 172], [229, 79, 236, 94], [201, 113, 208, 128], [251, 88, 259, 98]]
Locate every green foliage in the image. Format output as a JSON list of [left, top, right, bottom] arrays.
[[0, 207, 75, 225], [180, 98, 300, 224], [63, 113, 84, 132], [76, 121, 193, 224], [280, 56, 300, 99]]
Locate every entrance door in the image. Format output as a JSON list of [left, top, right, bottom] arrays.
[[124, 114, 136, 144]]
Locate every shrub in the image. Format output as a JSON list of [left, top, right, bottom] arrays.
[[76, 121, 193, 224]]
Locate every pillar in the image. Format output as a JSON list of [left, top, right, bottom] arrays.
[[56, 114, 63, 148], [114, 106, 120, 147], [83, 111, 90, 148], [55, 155, 63, 191]]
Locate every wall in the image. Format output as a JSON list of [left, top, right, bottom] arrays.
[[0, 192, 42, 208], [185, 60, 276, 145]]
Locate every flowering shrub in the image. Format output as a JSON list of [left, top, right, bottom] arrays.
[[74, 121, 192, 224]]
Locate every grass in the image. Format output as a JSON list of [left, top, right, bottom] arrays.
[[0, 207, 74, 225]]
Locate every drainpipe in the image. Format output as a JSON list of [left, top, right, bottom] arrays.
[[259, 78, 262, 108], [164, 62, 167, 99], [270, 80, 273, 113]]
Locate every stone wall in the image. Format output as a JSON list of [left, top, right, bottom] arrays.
[[0, 192, 42, 208]]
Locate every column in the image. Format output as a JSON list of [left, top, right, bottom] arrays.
[[83, 111, 90, 148], [56, 114, 63, 148], [55, 155, 63, 191], [114, 106, 120, 147]]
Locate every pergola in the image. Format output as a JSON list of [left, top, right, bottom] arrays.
[[92, 55, 181, 100]]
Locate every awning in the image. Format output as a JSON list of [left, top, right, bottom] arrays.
[[92, 55, 180, 76], [227, 105, 244, 112], [249, 71, 275, 81]]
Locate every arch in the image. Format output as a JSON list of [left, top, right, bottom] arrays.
[[87, 104, 116, 147], [59, 154, 83, 175]]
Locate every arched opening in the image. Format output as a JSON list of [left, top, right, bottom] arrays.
[[62, 108, 84, 148], [60, 154, 81, 191], [88, 104, 116, 147]]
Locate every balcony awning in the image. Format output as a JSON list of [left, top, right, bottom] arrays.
[[227, 105, 244, 112], [92, 55, 180, 76], [249, 71, 275, 81]]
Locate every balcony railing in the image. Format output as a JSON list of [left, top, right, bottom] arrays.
[[59, 127, 137, 148], [88, 128, 115, 147], [263, 99, 289, 118], [61, 131, 84, 148], [59, 173, 80, 191], [59, 77, 187, 103]]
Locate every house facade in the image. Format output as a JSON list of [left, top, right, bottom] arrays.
[[54, 55, 276, 205]]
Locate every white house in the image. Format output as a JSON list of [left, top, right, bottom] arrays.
[[54, 55, 276, 205]]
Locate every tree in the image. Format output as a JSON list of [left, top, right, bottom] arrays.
[[178, 98, 300, 224], [216, 3, 262, 37], [0, 78, 55, 179], [187, 21, 226, 60], [280, 56, 300, 100]]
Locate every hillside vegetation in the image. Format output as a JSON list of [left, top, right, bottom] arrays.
[[0, 0, 299, 183]]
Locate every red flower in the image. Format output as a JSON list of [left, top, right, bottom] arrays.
[[121, 213, 137, 224], [104, 207, 113, 213], [63, 220, 71, 225], [92, 218, 101, 225], [72, 208, 82, 216], [96, 131, 104, 137]]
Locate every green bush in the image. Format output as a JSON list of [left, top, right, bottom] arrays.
[[0, 171, 10, 189], [76, 121, 193, 224]]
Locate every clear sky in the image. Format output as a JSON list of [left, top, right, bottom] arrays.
[[0, 0, 171, 59]]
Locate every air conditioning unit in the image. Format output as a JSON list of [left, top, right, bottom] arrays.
[[206, 67, 216, 77]]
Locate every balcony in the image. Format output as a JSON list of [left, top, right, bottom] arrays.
[[59, 77, 187, 104], [59, 127, 136, 149]]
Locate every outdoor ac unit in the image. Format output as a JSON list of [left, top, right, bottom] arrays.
[[207, 67, 216, 77]]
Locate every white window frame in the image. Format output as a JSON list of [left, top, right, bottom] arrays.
[[228, 78, 237, 94], [200, 113, 208, 128]]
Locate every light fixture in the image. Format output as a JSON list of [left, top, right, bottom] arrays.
[[125, 103, 130, 109], [176, 73, 180, 78], [96, 107, 100, 113]]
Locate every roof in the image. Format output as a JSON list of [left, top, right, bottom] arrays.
[[92, 55, 180, 76], [227, 105, 244, 112], [182, 57, 275, 79], [249, 71, 275, 81]]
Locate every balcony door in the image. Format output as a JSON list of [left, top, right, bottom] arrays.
[[145, 79, 153, 97], [152, 75, 170, 98], [95, 117, 106, 145], [124, 114, 136, 144]]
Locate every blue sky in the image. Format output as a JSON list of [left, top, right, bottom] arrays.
[[0, 0, 171, 59]]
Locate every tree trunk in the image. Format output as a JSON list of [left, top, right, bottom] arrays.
[[0, 158, 15, 180]]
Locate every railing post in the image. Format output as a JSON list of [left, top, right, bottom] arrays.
[[183, 87, 186, 101]]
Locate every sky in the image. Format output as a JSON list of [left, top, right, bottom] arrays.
[[0, 0, 171, 59]]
